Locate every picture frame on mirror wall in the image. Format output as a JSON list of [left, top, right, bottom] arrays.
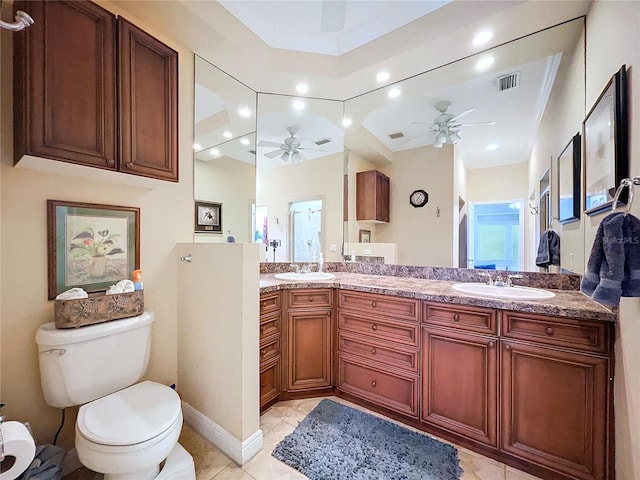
[[195, 200, 222, 233], [557, 132, 581, 224], [359, 229, 371, 243], [47, 200, 140, 300], [583, 65, 628, 216]]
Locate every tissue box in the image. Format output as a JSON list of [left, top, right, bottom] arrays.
[[54, 290, 144, 329]]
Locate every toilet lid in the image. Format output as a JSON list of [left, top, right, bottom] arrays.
[[77, 381, 181, 446]]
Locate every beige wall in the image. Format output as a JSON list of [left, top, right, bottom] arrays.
[[452, 147, 468, 267], [195, 157, 256, 244], [377, 145, 454, 267], [584, 2, 640, 478], [0, 2, 194, 449], [177, 243, 259, 441], [346, 150, 378, 246], [257, 153, 344, 263]]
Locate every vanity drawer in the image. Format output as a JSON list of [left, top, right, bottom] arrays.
[[337, 353, 418, 418], [338, 331, 419, 373], [260, 312, 281, 340], [338, 312, 419, 348], [259, 335, 280, 363], [288, 288, 333, 309], [259, 356, 280, 408], [502, 312, 609, 354], [260, 292, 281, 316], [423, 302, 498, 335], [338, 291, 419, 323]]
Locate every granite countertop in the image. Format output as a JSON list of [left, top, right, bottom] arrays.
[[259, 272, 616, 322]]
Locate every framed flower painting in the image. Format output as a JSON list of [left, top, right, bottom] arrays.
[[47, 200, 140, 299]]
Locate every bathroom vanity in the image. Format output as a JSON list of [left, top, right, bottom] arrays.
[[259, 269, 615, 480]]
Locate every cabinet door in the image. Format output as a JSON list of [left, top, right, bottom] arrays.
[[286, 310, 332, 391], [421, 327, 498, 447], [118, 19, 178, 181], [356, 170, 390, 222], [14, 1, 116, 168], [260, 356, 281, 409], [501, 340, 608, 480]]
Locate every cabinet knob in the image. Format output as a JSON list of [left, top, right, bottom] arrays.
[[260, 349, 266, 356], [371, 380, 377, 388], [261, 302, 267, 309], [453, 314, 460, 321], [105, 158, 115, 166], [545, 327, 554, 336], [488, 341, 495, 348], [124, 162, 134, 169], [505, 344, 511, 350], [260, 325, 266, 333], [371, 324, 378, 331], [372, 301, 377, 308], [260, 383, 266, 388], [308, 296, 313, 302], [371, 348, 377, 355]]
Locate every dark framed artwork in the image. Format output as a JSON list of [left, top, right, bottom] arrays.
[[358, 229, 371, 243], [583, 65, 628, 215], [47, 200, 140, 300], [557, 132, 581, 224], [195, 200, 222, 233]]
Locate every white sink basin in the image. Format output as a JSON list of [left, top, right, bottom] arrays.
[[451, 282, 555, 300], [274, 272, 336, 281]]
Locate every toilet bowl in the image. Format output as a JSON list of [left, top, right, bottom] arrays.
[[75, 381, 186, 480]]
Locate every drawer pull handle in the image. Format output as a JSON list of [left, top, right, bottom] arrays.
[[105, 158, 115, 166], [262, 302, 267, 309], [260, 325, 267, 332], [488, 341, 495, 348], [260, 349, 267, 356], [308, 296, 313, 302], [260, 383, 266, 388], [371, 380, 377, 388], [545, 327, 554, 336], [453, 314, 460, 321], [371, 324, 378, 331], [372, 301, 377, 308], [124, 162, 134, 169], [371, 348, 377, 355], [505, 344, 511, 350]]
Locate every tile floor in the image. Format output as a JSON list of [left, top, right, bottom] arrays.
[[63, 396, 543, 480]]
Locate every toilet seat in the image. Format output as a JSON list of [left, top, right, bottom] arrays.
[[77, 381, 181, 446]]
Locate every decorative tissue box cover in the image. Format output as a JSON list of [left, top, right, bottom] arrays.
[[54, 290, 144, 328]]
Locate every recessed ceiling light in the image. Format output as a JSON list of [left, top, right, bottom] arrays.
[[292, 100, 306, 111], [388, 87, 401, 99], [472, 30, 493, 47], [485, 143, 499, 151], [238, 106, 251, 118], [475, 56, 495, 72], [223, 131, 232, 138], [193, 143, 201, 151], [376, 71, 390, 83], [240, 138, 250, 145], [210, 148, 220, 157], [342, 118, 352, 127], [296, 83, 309, 94]]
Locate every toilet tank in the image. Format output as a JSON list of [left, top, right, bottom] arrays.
[[35, 311, 154, 408]]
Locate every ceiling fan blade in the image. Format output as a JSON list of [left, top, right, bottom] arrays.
[[280, 152, 291, 162], [454, 121, 497, 128], [265, 149, 285, 159], [258, 140, 284, 148], [450, 108, 477, 123], [320, 0, 346, 33]]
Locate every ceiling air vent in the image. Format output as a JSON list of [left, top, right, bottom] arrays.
[[314, 138, 331, 146], [388, 132, 404, 139], [497, 72, 520, 91]]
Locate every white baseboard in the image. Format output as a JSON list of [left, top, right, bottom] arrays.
[[181, 402, 263, 465], [62, 448, 82, 475]]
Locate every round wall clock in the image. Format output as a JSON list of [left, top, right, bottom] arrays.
[[409, 189, 429, 208]]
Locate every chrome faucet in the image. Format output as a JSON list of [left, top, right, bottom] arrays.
[[478, 272, 493, 285], [507, 274, 523, 287]]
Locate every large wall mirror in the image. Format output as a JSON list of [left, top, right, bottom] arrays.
[[193, 55, 257, 243], [255, 94, 344, 263], [344, 18, 586, 273]]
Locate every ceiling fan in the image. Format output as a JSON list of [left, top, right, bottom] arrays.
[[411, 100, 496, 148], [257, 125, 324, 163]]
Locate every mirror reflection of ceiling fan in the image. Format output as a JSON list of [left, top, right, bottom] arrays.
[[412, 100, 496, 148], [257, 125, 325, 163]]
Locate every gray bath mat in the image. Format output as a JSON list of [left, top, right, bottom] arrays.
[[272, 399, 462, 480]]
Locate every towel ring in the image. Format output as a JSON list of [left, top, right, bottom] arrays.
[[612, 177, 640, 216]]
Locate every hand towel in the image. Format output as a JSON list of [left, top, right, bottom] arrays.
[[55, 287, 88, 300], [591, 213, 626, 306], [621, 213, 640, 297], [535, 230, 560, 267]]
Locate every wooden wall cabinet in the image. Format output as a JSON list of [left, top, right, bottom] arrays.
[[14, 0, 178, 182], [356, 170, 390, 222], [283, 289, 333, 392]]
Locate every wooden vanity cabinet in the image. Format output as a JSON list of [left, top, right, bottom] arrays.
[[421, 303, 499, 447], [282, 289, 333, 393], [356, 170, 390, 222], [14, 0, 178, 182], [259, 292, 281, 409], [337, 291, 420, 418], [500, 312, 611, 480]]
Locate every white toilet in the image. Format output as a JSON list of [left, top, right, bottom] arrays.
[[35, 312, 195, 480]]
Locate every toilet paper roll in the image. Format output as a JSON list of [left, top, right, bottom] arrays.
[[0, 421, 36, 480]]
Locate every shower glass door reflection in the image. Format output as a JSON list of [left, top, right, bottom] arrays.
[[289, 199, 323, 262]]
